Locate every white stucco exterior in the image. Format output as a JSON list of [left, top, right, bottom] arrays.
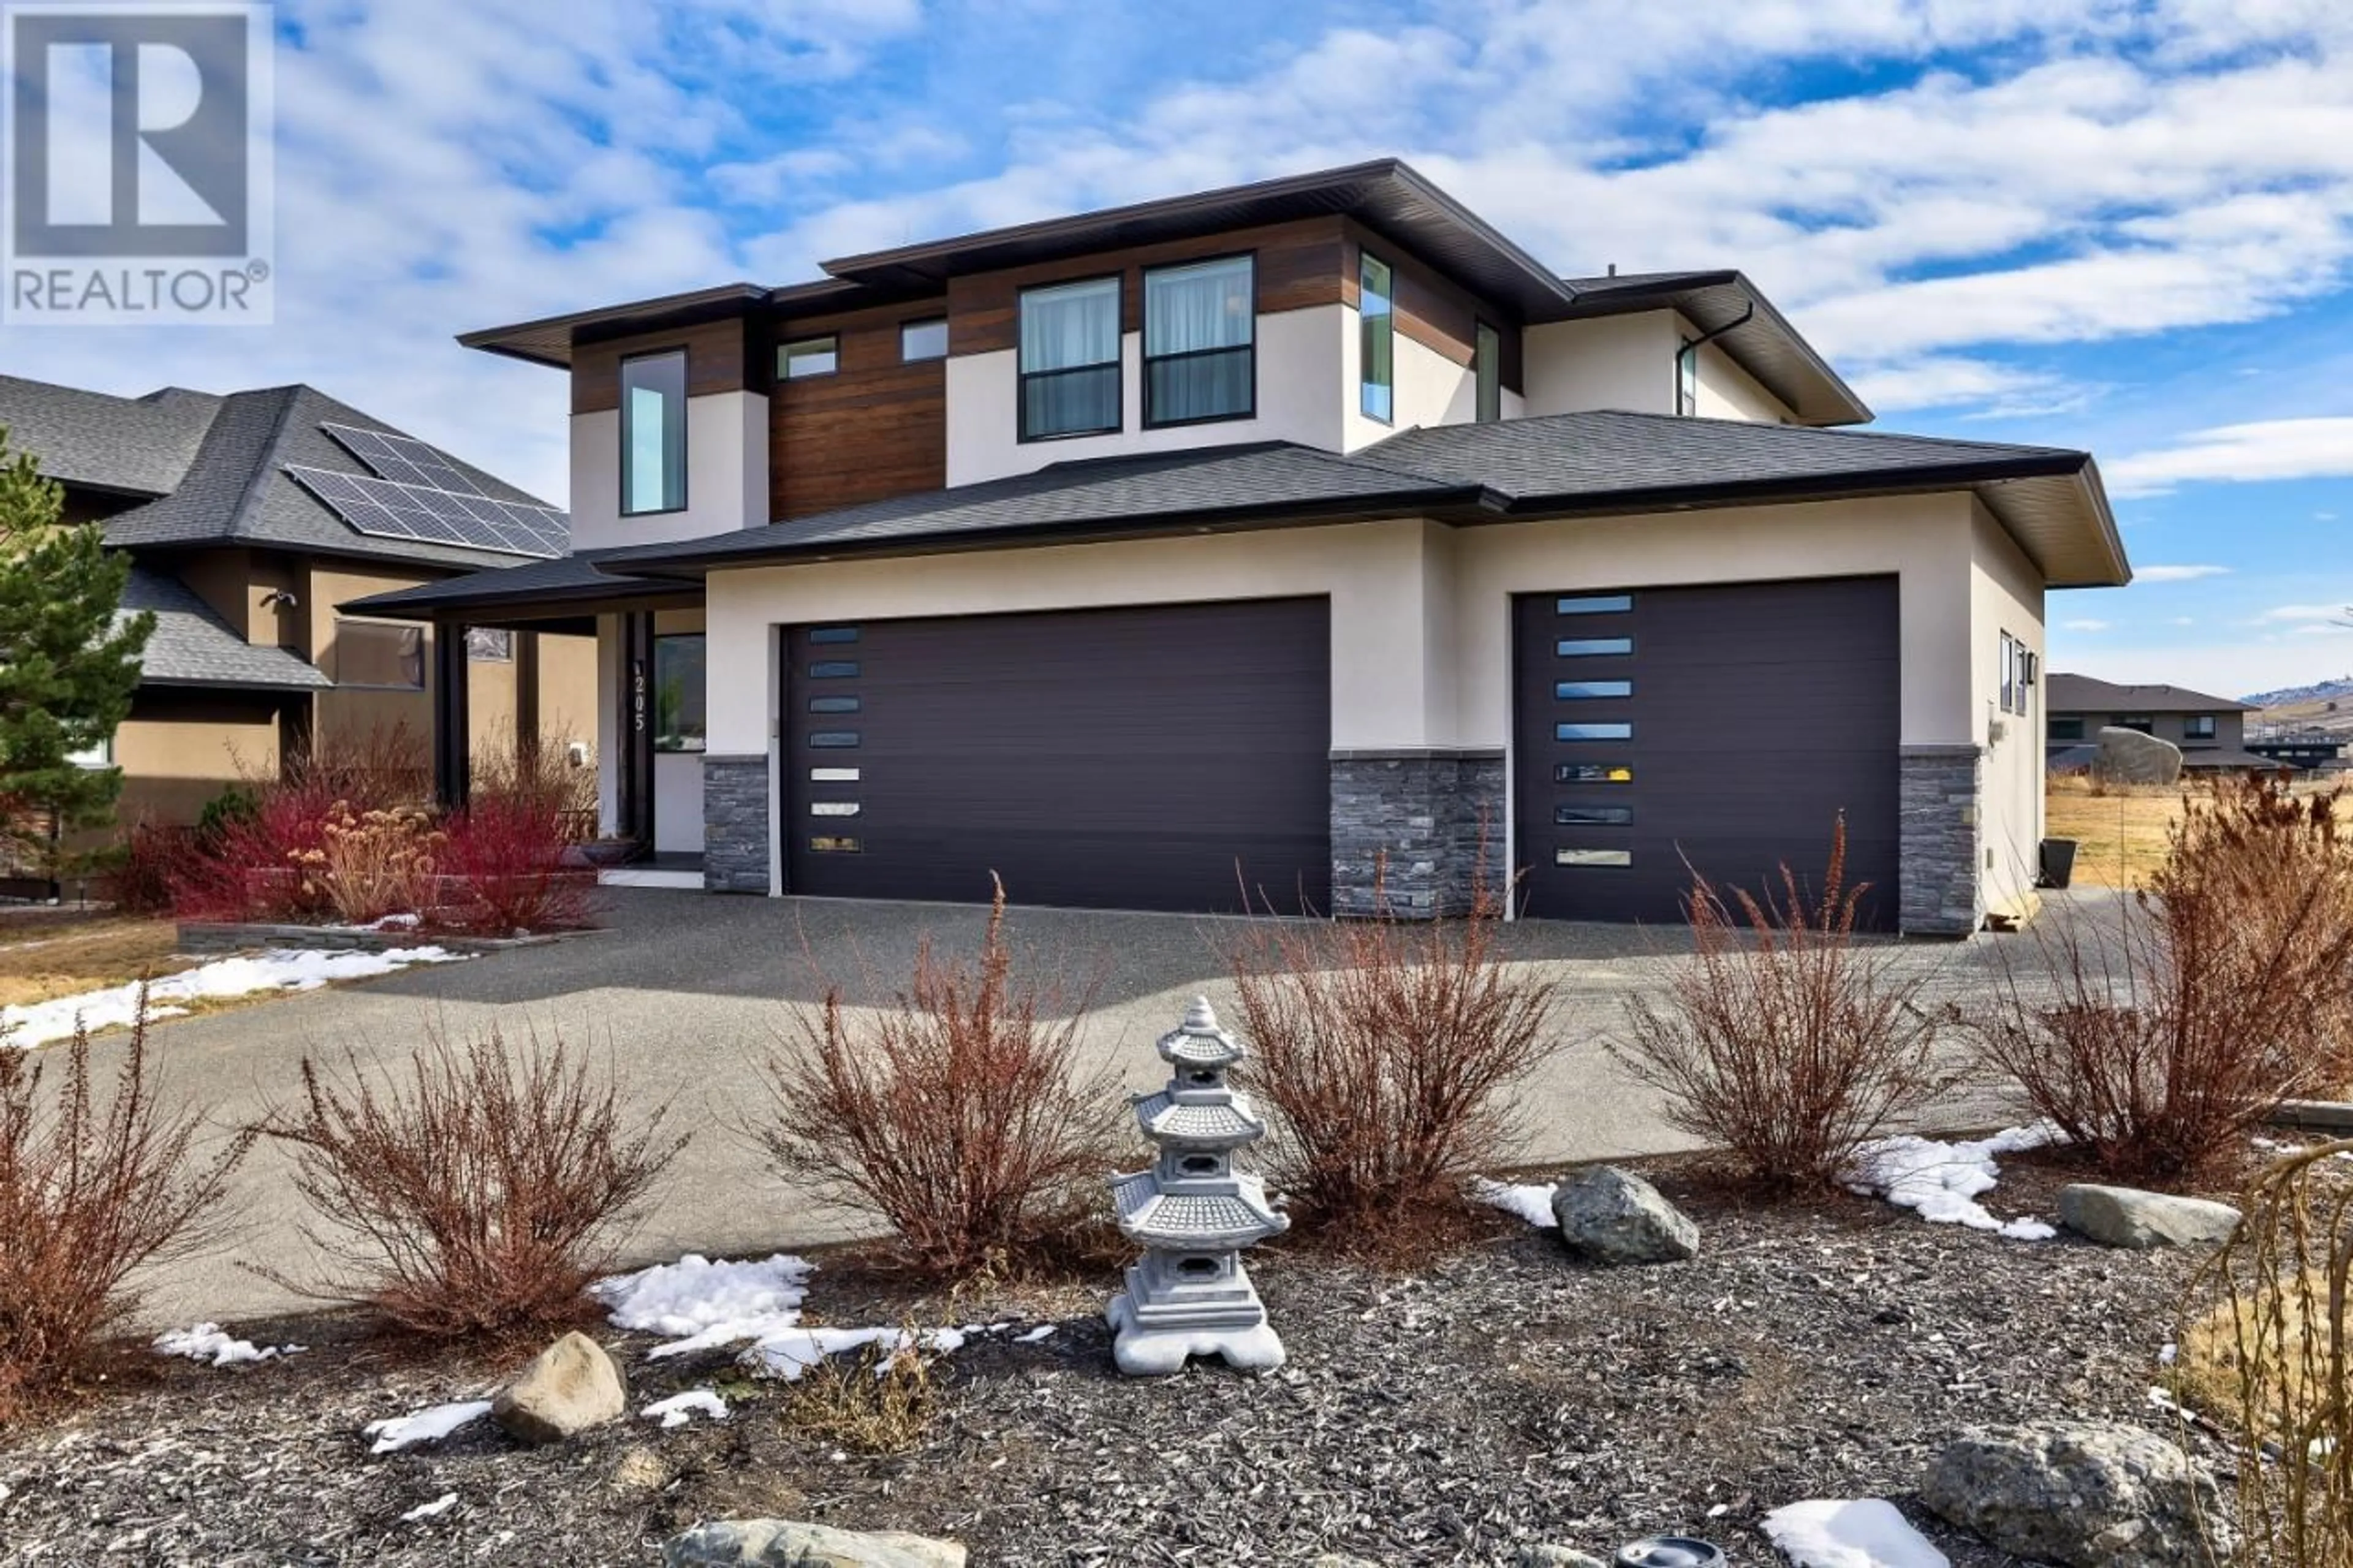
[[570, 391, 770, 551], [1522, 314, 1678, 417], [1970, 499, 2048, 920]]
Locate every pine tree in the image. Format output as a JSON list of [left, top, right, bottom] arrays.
[[0, 424, 154, 866]]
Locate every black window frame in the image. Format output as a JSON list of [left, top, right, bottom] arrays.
[[899, 317, 949, 362], [618, 347, 689, 518], [2049, 716, 2086, 742], [2184, 714, 2218, 740], [1475, 320, 1502, 423], [1017, 273, 1124, 443], [779, 335, 840, 379], [1358, 251, 1395, 423], [1141, 251, 1257, 430]]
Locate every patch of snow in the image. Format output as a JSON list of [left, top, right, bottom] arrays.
[[1015, 1324, 1056, 1344], [1763, 1499, 1951, 1568], [2, 946, 469, 1049], [1472, 1176, 1558, 1228], [151, 1324, 303, 1367], [398, 1493, 457, 1523], [743, 1325, 965, 1382], [592, 1252, 814, 1358], [2159, 1341, 2178, 1366], [364, 914, 422, 931], [1846, 1124, 2061, 1241], [642, 1389, 728, 1428], [363, 1399, 493, 1455]]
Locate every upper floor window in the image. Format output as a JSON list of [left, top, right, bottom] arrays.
[[2185, 714, 2218, 741], [901, 317, 948, 362], [1143, 255, 1253, 427], [1019, 276, 1121, 441], [620, 350, 687, 515], [1675, 343, 1698, 417], [1358, 253, 1394, 422], [2049, 716, 2086, 742], [2119, 714, 2154, 735], [781, 336, 839, 379], [1475, 321, 1501, 423]]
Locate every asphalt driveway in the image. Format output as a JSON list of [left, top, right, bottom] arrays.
[[95, 887, 2100, 1330]]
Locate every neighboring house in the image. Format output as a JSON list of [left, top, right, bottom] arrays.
[[352, 159, 2128, 935], [0, 374, 598, 828], [2246, 734, 2346, 770], [2045, 674, 2270, 772]]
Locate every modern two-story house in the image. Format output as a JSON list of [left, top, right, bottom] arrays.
[[2045, 673, 2270, 772], [0, 374, 597, 829], [352, 160, 2128, 934]]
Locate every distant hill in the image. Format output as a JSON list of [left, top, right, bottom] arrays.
[[2246, 675, 2353, 741], [2243, 675, 2353, 707]]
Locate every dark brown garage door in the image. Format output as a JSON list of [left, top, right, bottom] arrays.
[[1512, 577, 1900, 929], [782, 599, 1332, 913]]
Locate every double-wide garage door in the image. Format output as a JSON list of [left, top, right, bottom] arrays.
[[1511, 577, 1901, 930], [782, 599, 1332, 913]]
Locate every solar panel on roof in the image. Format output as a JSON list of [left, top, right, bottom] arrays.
[[285, 453, 566, 561]]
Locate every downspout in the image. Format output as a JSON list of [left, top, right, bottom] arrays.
[[1674, 302, 1755, 415]]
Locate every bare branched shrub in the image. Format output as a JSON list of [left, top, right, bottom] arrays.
[[0, 1010, 252, 1423], [1608, 816, 1948, 1192], [1972, 778, 2353, 1183], [1223, 867, 1561, 1243], [754, 881, 1120, 1278], [287, 721, 433, 813], [781, 1335, 942, 1455], [471, 722, 598, 840], [2184, 1140, 2353, 1568], [262, 1026, 686, 1340]]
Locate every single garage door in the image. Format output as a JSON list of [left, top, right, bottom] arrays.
[[783, 598, 1332, 913], [1511, 576, 1900, 929]]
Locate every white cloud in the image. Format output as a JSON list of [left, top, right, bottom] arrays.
[[2064, 618, 2113, 631], [2134, 564, 2234, 581], [2109, 418, 2353, 496], [2259, 603, 2349, 622]]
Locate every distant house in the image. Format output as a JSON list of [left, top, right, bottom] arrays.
[[2246, 734, 2346, 771], [0, 374, 598, 830], [2045, 673, 2275, 772]]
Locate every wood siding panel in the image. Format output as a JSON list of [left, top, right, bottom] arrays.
[[572, 317, 757, 415], [1340, 219, 1523, 392], [947, 216, 1350, 357], [771, 302, 947, 520]]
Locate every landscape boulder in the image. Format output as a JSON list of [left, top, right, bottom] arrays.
[[665, 1520, 966, 1568], [1922, 1422, 2230, 1568], [1550, 1167, 1699, 1265], [490, 1331, 627, 1445], [2094, 727, 2182, 787], [2058, 1184, 2240, 1250]]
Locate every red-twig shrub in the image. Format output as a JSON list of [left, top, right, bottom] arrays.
[[753, 881, 1120, 1277], [0, 1010, 253, 1423], [436, 797, 600, 936], [108, 822, 196, 915], [1222, 871, 1561, 1244], [1608, 816, 1948, 1192], [1972, 778, 2353, 1184], [261, 1026, 685, 1340]]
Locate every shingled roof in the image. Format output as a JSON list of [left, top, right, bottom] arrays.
[[2047, 673, 2253, 714], [119, 566, 330, 691], [0, 376, 566, 571], [580, 410, 2123, 588]]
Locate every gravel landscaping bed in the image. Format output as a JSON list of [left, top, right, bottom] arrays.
[[0, 1155, 2223, 1568]]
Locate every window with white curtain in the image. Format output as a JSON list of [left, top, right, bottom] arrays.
[[1143, 255, 1253, 426], [1018, 276, 1121, 440]]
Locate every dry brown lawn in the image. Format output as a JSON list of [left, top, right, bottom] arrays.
[[0, 915, 187, 1010], [2045, 778, 2184, 888]]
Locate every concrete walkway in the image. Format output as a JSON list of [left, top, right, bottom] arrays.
[[91, 887, 2104, 1328]]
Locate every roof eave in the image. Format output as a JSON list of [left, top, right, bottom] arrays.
[[590, 487, 1495, 578], [1488, 456, 2090, 524]]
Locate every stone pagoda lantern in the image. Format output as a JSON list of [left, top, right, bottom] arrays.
[[1107, 996, 1288, 1375]]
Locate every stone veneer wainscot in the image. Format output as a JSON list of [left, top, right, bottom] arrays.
[[1329, 750, 1507, 918], [701, 755, 771, 894]]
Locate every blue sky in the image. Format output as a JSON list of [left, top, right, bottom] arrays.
[[5, 0, 2351, 697]]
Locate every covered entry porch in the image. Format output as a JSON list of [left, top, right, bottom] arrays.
[[339, 556, 708, 876]]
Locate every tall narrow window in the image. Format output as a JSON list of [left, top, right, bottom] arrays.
[[1359, 252, 1394, 422], [620, 350, 687, 515], [1475, 321, 1502, 423], [1018, 276, 1121, 440], [1144, 256, 1254, 426], [1675, 343, 1699, 417], [653, 634, 707, 754]]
